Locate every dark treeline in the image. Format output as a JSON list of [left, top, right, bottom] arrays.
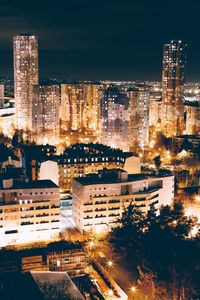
[[110, 202, 200, 299]]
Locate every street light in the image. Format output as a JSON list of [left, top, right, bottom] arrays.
[[108, 289, 113, 298], [89, 240, 95, 249], [130, 285, 137, 300], [107, 260, 113, 275], [107, 260, 113, 267]]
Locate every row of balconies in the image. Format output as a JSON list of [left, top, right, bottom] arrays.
[[84, 207, 120, 213], [84, 199, 121, 206], [20, 219, 59, 226], [84, 213, 120, 219]]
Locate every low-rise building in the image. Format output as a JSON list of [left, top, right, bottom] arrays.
[[0, 177, 60, 247], [72, 169, 174, 234], [31, 143, 141, 192], [0, 107, 15, 137]]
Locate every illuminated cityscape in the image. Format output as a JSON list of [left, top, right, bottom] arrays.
[[0, 1, 200, 300]]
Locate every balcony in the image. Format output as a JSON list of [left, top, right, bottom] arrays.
[[21, 215, 34, 219], [36, 213, 49, 217], [84, 216, 93, 219], [51, 205, 59, 209], [95, 208, 106, 212], [109, 213, 120, 217], [20, 207, 34, 211], [40, 220, 49, 224], [36, 206, 49, 210], [108, 200, 120, 204], [108, 207, 120, 211], [21, 222, 34, 226], [108, 220, 118, 224], [135, 197, 146, 202], [95, 201, 107, 205]]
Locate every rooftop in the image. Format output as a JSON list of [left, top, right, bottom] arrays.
[[74, 169, 173, 186], [33, 143, 138, 163], [0, 179, 58, 190]]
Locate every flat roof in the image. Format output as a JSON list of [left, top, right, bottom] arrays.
[[74, 170, 173, 186], [1, 179, 58, 190], [74, 173, 147, 186]]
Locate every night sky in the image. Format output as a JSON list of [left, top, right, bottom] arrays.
[[0, 0, 200, 81]]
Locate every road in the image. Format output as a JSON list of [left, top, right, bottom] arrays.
[[93, 240, 149, 299], [60, 212, 150, 299]]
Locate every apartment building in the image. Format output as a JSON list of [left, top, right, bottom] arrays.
[[0, 177, 60, 247], [72, 169, 174, 234], [31, 143, 141, 192], [32, 85, 60, 146]]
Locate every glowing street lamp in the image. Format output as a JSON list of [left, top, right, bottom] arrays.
[[89, 240, 95, 249], [107, 259, 114, 275], [107, 260, 113, 267], [130, 285, 137, 300], [108, 289, 113, 298]]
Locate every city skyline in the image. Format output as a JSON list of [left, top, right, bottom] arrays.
[[1, 1, 200, 81], [0, 2, 199, 299]]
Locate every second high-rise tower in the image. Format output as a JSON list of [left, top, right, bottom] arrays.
[[14, 34, 39, 131]]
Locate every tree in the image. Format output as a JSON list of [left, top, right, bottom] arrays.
[[145, 205, 158, 230], [0, 143, 12, 162], [110, 202, 200, 299], [12, 132, 20, 148], [153, 155, 161, 173], [110, 204, 145, 260], [180, 138, 193, 152]]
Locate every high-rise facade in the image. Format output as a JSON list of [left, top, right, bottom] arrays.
[[84, 84, 101, 131], [101, 88, 129, 151], [161, 40, 187, 137], [0, 84, 4, 108], [128, 89, 150, 151], [32, 85, 60, 145], [184, 103, 200, 135], [61, 84, 101, 132], [149, 91, 162, 127], [13, 34, 38, 131]]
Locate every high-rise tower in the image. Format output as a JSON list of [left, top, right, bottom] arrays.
[[32, 85, 60, 145], [61, 83, 101, 132], [13, 34, 39, 131], [127, 89, 150, 151], [101, 87, 129, 151], [161, 40, 187, 136]]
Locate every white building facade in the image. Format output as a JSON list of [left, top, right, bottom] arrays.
[[0, 178, 60, 247], [72, 169, 174, 234]]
